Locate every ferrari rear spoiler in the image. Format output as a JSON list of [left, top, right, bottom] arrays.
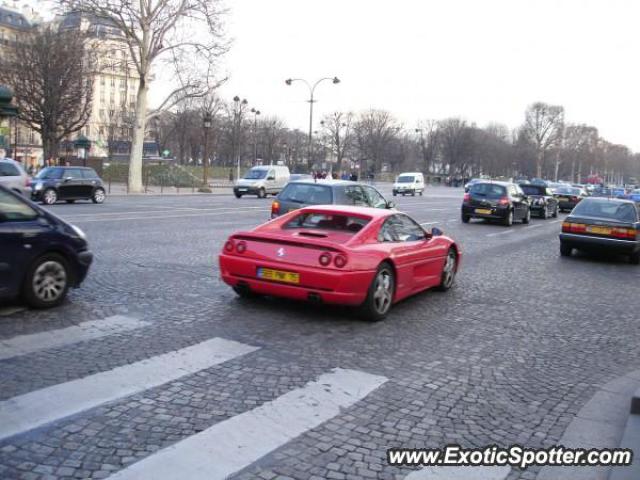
[[232, 232, 346, 252]]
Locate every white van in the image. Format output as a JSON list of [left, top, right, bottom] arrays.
[[393, 172, 425, 196], [234, 165, 290, 198]]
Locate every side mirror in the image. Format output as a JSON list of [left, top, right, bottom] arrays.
[[64, 176, 73, 182], [431, 227, 443, 236], [386, 201, 395, 209]]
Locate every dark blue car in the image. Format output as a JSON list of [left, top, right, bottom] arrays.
[[0, 185, 93, 308]]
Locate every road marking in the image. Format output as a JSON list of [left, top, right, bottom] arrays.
[[0, 337, 258, 441], [0, 315, 149, 361], [420, 221, 441, 226], [524, 224, 544, 229], [109, 368, 388, 480], [485, 229, 517, 237], [404, 465, 510, 480]]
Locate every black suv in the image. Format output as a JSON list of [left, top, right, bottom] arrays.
[[31, 167, 106, 205], [461, 181, 531, 226], [519, 183, 559, 219]]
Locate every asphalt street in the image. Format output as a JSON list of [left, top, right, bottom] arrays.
[[1, 185, 640, 480]]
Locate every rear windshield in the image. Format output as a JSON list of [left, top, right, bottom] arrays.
[[521, 185, 545, 196], [0, 162, 20, 176], [36, 167, 63, 180], [397, 176, 415, 183], [470, 183, 506, 198], [284, 213, 370, 233], [279, 183, 332, 205], [572, 200, 638, 222]]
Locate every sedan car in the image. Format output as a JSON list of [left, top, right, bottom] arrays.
[[0, 185, 93, 307], [560, 198, 639, 264], [219, 206, 460, 321], [461, 181, 531, 226], [520, 183, 558, 219], [31, 166, 106, 205], [271, 180, 394, 218], [554, 186, 587, 212]]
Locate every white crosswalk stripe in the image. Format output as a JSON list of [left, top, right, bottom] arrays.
[[404, 466, 510, 479], [0, 337, 258, 441], [0, 315, 148, 361], [108, 368, 388, 480]]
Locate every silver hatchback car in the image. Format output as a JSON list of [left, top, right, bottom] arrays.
[[0, 159, 30, 197]]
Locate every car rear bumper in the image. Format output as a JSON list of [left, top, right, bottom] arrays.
[[558, 201, 578, 210], [559, 233, 639, 254], [461, 204, 510, 219], [219, 254, 374, 305]]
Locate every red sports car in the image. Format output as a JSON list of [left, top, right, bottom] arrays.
[[219, 206, 461, 321]]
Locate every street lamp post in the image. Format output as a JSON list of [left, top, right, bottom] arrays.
[[250, 107, 260, 164], [233, 96, 248, 181], [202, 112, 212, 187], [285, 76, 340, 167]]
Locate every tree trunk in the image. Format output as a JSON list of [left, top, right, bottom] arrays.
[[128, 80, 148, 193], [536, 149, 543, 178]]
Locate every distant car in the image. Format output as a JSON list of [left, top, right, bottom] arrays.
[[554, 186, 587, 212], [0, 185, 93, 307], [31, 166, 106, 205], [0, 158, 30, 197], [560, 197, 639, 264], [520, 183, 558, 219], [628, 189, 640, 203], [461, 181, 531, 226], [289, 174, 314, 182], [271, 180, 394, 218], [234, 165, 290, 198], [392, 172, 425, 196], [219, 205, 460, 321]]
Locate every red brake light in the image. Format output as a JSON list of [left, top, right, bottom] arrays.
[[271, 201, 280, 217], [463, 193, 470, 202], [498, 197, 509, 205], [334, 254, 347, 268], [319, 252, 332, 266], [236, 240, 247, 253], [224, 240, 235, 252]]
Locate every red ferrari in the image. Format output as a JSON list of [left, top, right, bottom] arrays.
[[219, 206, 460, 321]]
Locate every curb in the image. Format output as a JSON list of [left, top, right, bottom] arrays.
[[609, 386, 640, 480]]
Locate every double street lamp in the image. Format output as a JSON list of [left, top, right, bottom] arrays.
[[250, 107, 260, 164], [233, 96, 248, 181], [285, 76, 340, 166], [202, 112, 212, 187]]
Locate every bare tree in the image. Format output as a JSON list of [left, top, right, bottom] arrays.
[[353, 110, 399, 173], [321, 112, 353, 172], [0, 25, 94, 161], [261, 117, 285, 164], [522, 102, 564, 178], [58, 0, 229, 191], [563, 124, 598, 182], [415, 120, 439, 174], [438, 118, 475, 177]]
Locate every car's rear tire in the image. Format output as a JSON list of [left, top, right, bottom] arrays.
[[359, 263, 395, 322], [258, 188, 266, 199], [461, 213, 470, 223], [503, 210, 513, 226], [541, 206, 548, 219], [411, 190, 416, 196], [22, 253, 70, 308], [522, 208, 531, 224], [92, 188, 106, 204], [435, 248, 457, 291], [234, 192, 242, 199], [42, 188, 58, 205], [419, 191, 423, 196], [630, 252, 640, 265], [560, 244, 573, 257]]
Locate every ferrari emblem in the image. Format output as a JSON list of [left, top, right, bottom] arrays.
[[277, 247, 285, 257]]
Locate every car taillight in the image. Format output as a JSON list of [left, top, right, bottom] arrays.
[[562, 222, 586, 233], [612, 228, 637, 240], [224, 240, 235, 252], [271, 201, 280, 217], [334, 254, 347, 268], [236, 240, 247, 253], [463, 193, 470, 202], [319, 252, 332, 266], [571, 196, 578, 202], [498, 197, 509, 206]]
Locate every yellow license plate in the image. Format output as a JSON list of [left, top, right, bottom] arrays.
[[586, 226, 611, 235], [559, 197, 570, 202], [258, 268, 300, 284], [475, 208, 492, 214]]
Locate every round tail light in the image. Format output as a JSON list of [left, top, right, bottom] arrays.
[[334, 254, 347, 268], [236, 241, 247, 253], [224, 240, 235, 252], [319, 252, 332, 266]]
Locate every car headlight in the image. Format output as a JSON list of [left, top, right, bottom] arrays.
[[70, 224, 87, 240], [34, 182, 43, 190]]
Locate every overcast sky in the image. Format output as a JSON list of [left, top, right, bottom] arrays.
[[21, 0, 640, 151]]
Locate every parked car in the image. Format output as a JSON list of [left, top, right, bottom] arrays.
[[392, 172, 425, 196], [560, 197, 639, 264], [0, 185, 93, 307], [520, 183, 558, 219], [461, 181, 531, 226], [0, 158, 30, 197], [31, 166, 106, 205], [234, 165, 290, 199], [554, 186, 587, 212], [271, 180, 394, 218], [219, 205, 460, 321], [628, 189, 640, 203]]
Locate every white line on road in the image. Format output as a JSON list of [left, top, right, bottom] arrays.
[[0, 337, 258, 441], [485, 229, 517, 237], [108, 368, 388, 480], [420, 221, 441, 226], [0, 315, 148, 361], [404, 465, 510, 480]]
